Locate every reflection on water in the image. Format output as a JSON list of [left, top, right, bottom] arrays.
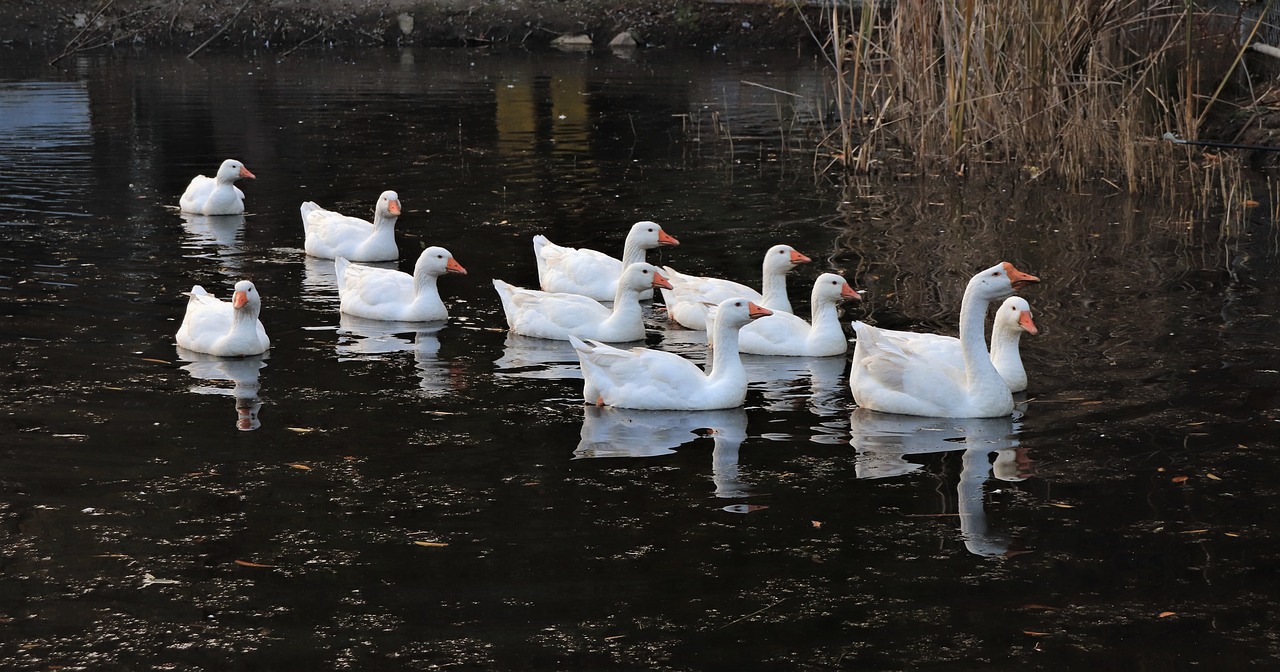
[[495, 333, 587, 380], [574, 405, 753, 497], [336, 314, 455, 392], [0, 81, 92, 220], [179, 213, 248, 268], [175, 347, 266, 431], [744, 354, 847, 416], [849, 408, 1029, 556]]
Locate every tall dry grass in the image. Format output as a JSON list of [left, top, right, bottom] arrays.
[[810, 0, 1268, 193]]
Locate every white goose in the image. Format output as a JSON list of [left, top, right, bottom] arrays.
[[710, 272, 862, 357], [852, 296, 1039, 392], [533, 221, 679, 301], [849, 262, 1040, 418], [570, 297, 772, 410], [175, 280, 270, 357], [335, 246, 467, 322], [301, 190, 401, 261], [179, 159, 255, 215], [493, 263, 672, 342], [661, 244, 810, 330]]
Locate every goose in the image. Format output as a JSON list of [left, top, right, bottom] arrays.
[[709, 272, 862, 356], [179, 159, 255, 215], [335, 246, 467, 322], [570, 297, 772, 410], [301, 190, 401, 261], [852, 296, 1039, 392], [849, 262, 1039, 418], [660, 244, 810, 330], [175, 280, 270, 357], [493, 263, 672, 342], [533, 221, 679, 301]]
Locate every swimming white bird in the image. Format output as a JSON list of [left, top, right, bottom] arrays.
[[301, 190, 401, 261], [710, 272, 862, 356], [494, 263, 672, 342], [179, 159, 255, 215], [852, 296, 1039, 393], [533, 221, 679, 301], [661, 244, 810, 330], [571, 297, 773, 410], [175, 280, 270, 357], [849, 262, 1040, 418], [335, 246, 467, 322]]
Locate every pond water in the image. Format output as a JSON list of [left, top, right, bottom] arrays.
[[2, 46, 1280, 670]]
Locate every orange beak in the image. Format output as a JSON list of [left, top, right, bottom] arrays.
[[840, 283, 862, 300], [387, 199, 402, 216], [747, 301, 772, 319], [790, 250, 811, 264], [651, 270, 673, 290], [658, 229, 679, 246], [232, 290, 248, 308], [1002, 262, 1040, 290], [239, 166, 256, 179], [1019, 311, 1039, 335], [446, 257, 467, 275]]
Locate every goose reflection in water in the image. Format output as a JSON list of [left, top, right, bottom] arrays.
[[176, 347, 266, 431], [743, 353, 847, 416], [494, 333, 587, 380], [335, 315, 457, 393], [179, 213, 247, 268], [303, 256, 395, 309], [574, 406, 753, 498], [849, 408, 1032, 557]]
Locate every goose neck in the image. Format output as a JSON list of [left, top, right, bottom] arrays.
[[759, 271, 791, 312]]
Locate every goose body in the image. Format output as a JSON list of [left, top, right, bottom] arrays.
[[493, 263, 671, 342], [661, 244, 810, 330], [571, 298, 772, 410], [712, 273, 861, 356], [175, 280, 270, 357], [336, 246, 467, 322], [534, 221, 679, 301], [851, 296, 1038, 392], [849, 262, 1039, 418], [301, 190, 401, 261], [179, 159, 255, 215]]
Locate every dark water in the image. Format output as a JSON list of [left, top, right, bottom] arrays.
[[2, 46, 1280, 670]]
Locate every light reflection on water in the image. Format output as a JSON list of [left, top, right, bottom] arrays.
[[1, 47, 1279, 670]]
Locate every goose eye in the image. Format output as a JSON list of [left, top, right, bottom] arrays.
[[642, 269, 649, 274], [991, 271, 1000, 276]]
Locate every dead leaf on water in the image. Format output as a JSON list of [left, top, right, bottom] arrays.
[[287, 463, 312, 470], [286, 427, 315, 433], [1048, 502, 1075, 509], [811, 520, 823, 529], [1171, 475, 1189, 483], [1023, 630, 1050, 637], [1206, 473, 1222, 481], [234, 560, 276, 568], [1158, 611, 1176, 618], [413, 541, 449, 548], [1079, 400, 1104, 406], [604, 635, 625, 641], [1226, 532, 1240, 538], [1181, 529, 1209, 534], [140, 358, 170, 365]]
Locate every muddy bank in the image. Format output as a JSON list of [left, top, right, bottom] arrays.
[[3, 0, 827, 57]]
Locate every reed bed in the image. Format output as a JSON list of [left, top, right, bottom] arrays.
[[810, 0, 1268, 193]]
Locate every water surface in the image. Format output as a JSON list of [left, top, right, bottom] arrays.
[[2, 47, 1279, 670]]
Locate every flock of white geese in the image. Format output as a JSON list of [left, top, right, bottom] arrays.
[[175, 159, 1041, 419]]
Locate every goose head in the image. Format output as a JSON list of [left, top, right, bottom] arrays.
[[619, 263, 673, 292], [713, 297, 773, 329], [414, 246, 467, 278], [763, 244, 811, 274], [376, 190, 402, 218], [995, 296, 1038, 335], [627, 220, 680, 249], [231, 280, 262, 314], [216, 159, 255, 183], [968, 262, 1040, 302], [813, 272, 863, 305]]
